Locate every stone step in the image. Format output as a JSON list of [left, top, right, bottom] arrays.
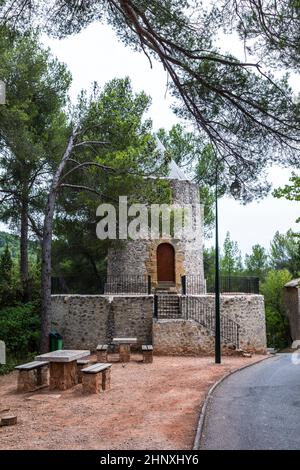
[[156, 294, 181, 318], [157, 304, 180, 311], [156, 296, 180, 302], [155, 290, 178, 294], [155, 282, 178, 294]]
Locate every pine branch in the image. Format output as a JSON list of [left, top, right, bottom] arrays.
[[28, 214, 43, 241], [59, 183, 103, 197]]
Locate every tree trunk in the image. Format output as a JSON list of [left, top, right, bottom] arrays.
[[40, 131, 76, 353], [40, 191, 57, 353], [20, 199, 29, 302]]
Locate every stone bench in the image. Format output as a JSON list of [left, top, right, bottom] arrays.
[[142, 345, 153, 363], [82, 363, 112, 394], [112, 338, 137, 362], [15, 361, 49, 392], [77, 359, 90, 384], [96, 344, 108, 362]]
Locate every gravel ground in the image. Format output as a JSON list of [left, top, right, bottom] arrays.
[[0, 354, 266, 450]]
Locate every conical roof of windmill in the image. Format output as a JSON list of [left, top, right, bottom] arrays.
[[167, 159, 190, 181], [155, 136, 191, 181]]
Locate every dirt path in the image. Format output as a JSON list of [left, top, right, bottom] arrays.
[[0, 354, 266, 450]]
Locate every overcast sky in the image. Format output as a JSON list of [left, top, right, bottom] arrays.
[[2, 21, 298, 256]]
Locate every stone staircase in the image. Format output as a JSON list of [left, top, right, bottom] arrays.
[[155, 294, 181, 318], [154, 293, 241, 349], [155, 282, 177, 295]]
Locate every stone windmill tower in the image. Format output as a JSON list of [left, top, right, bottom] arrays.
[[106, 146, 205, 294]]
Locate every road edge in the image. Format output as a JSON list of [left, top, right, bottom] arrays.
[[192, 354, 275, 450]]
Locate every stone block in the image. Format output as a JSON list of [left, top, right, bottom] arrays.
[[102, 368, 111, 390], [77, 361, 89, 384], [17, 366, 49, 393], [49, 361, 77, 391], [119, 344, 130, 362], [97, 351, 108, 362], [82, 373, 102, 394], [143, 350, 153, 363]]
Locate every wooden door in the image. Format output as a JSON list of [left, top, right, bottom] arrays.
[[157, 243, 175, 283]]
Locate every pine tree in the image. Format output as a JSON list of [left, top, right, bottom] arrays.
[[245, 244, 269, 279], [0, 244, 12, 285], [221, 232, 242, 276]]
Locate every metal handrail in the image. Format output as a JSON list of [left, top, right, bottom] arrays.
[[104, 275, 151, 294]]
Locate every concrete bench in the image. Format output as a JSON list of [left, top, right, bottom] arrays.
[[82, 363, 112, 394], [15, 361, 49, 392], [142, 345, 153, 363], [76, 359, 90, 384], [96, 344, 108, 362]]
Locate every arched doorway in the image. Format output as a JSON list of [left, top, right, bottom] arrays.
[[156, 243, 175, 283]]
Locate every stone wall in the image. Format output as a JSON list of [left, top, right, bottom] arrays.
[[170, 180, 204, 282], [50, 295, 153, 351], [153, 294, 267, 355], [107, 240, 149, 277], [153, 319, 238, 356], [50, 293, 266, 355]]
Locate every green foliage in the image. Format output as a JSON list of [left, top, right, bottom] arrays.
[[274, 173, 300, 202], [223, 1, 300, 73], [0, 301, 41, 374], [204, 230, 300, 349], [245, 244, 269, 279], [273, 173, 300, 223], [27, 251, 42, 300], [0, 244, 20, 307], [2, 1, 299, 190], [0, 232, 41, 305], [0, 244, 12, 282], [199, 186, 215, 239], [0, 27, 71, 298], [157, 124, 200, 166], [156, 127, 216, 236], [221, 231, 243, 275], [0, 230, 37, 258], [0, 231, 19, 257], [203, 246, 215, 288], [260, 269, 292, 349], [0, 27, 71, 187], [53, 78, 170, 287]]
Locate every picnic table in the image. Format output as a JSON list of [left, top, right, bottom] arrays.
[[112, 337, 137, 362], [35, 349, 90, 390]]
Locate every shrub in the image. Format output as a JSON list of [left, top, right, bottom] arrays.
[[0, 302, 40, 374], [260, 269, 292, 348]]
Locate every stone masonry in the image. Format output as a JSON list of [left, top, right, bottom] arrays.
[[17, 366, 49, 393], [107, 178, 205, 292], [50, 295, 153, 351], [153, 295, 267, 355], [284, 280, 300, 340]]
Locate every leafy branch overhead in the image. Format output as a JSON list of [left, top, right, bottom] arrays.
[[222, 0, 300, 72], [273, 173, 300, 223], [1, 0, 300, 200], [274, 173, 300, 202]]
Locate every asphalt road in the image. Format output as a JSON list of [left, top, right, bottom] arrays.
[[200, 353, 300, 450]]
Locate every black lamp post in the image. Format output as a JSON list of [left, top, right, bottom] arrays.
[[214, 170, 221, 364], [214, 169, 242, 365]]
